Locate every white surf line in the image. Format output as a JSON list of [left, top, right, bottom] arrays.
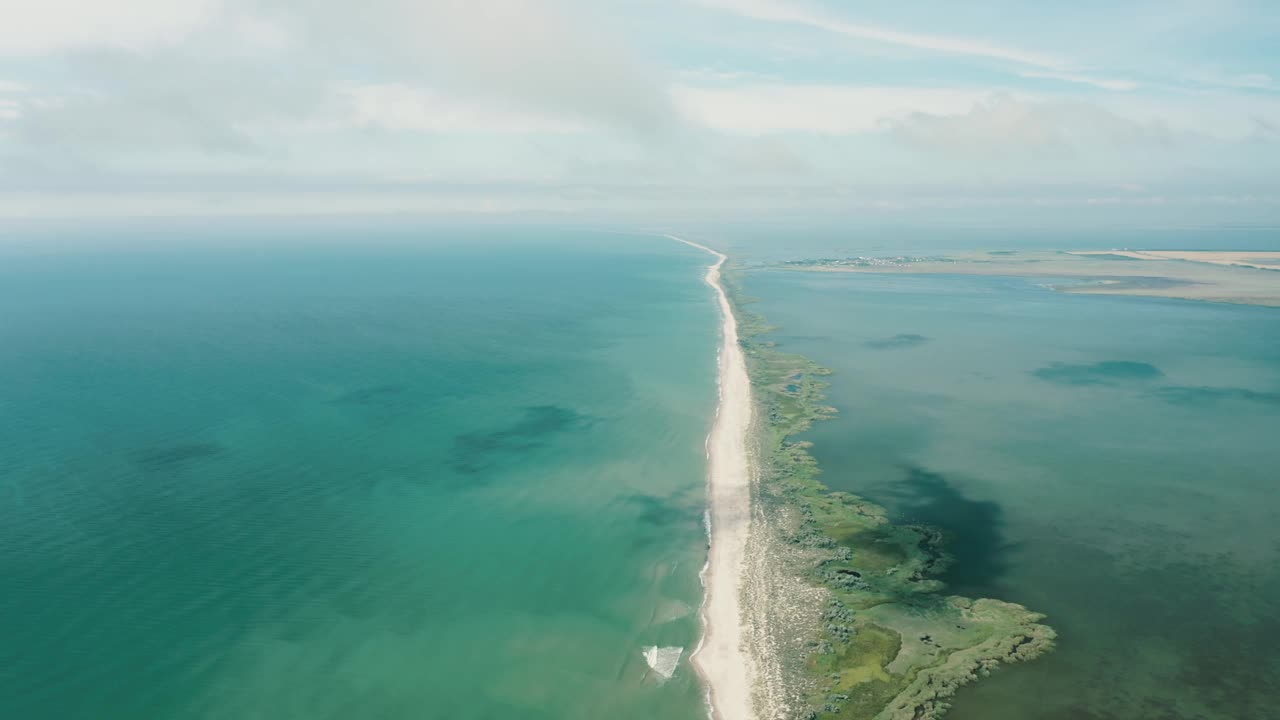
[[669, 235, 756, 720]]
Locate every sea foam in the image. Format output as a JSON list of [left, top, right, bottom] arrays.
[[642, 646, 684, 681]]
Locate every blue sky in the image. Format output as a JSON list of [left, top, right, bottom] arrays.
[[0, 0, 1277, 219]]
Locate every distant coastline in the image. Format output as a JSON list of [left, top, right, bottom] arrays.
[[777, 250, 1280, 307]]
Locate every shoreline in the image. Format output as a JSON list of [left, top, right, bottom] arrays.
[[672, 235, 756, 720]]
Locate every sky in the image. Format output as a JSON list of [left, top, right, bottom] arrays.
[[0, 0, 1278, 220]]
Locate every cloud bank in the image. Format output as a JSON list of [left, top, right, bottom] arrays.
[[0, 0, 1277, 218]]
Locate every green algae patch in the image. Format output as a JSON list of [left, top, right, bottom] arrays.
[[727, 271, 1055, 720]]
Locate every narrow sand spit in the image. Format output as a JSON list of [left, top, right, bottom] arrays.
[[671, 235, 756, 720]]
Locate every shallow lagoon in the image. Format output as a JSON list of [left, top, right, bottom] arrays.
[[745, 267, 1280, 719]]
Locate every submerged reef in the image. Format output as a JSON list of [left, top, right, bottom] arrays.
[[726, 270, 1055, 720]]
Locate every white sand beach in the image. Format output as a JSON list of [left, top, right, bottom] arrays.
[[672, 235, 756, 720]]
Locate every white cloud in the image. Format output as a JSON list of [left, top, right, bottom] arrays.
[[887, 94, 1177, 152], [7, 48, 329, 155], [337, 84, 586, 134], [224, 10, 295, 52], [674, 81, 1280, 145], [0, 0, 680, 187], [3, 0, 676, 139], [1102, 92, 1280, 139], [0, 0, 218, 55], [1188, 71, 1277, 92], [697, 0, 1063, 68], [1018, 70, 1139, 92], [674, 84, 984, 134], [278, 0, 679, 135], [1230, 73, 1276, 90], [696, 0, 1147, 92]]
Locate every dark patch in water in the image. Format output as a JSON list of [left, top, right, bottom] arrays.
[[987, 250, 1017, 256], [624, 492, 702, 527], [1032, 360, 1163, 386], [330, 384, 419, 427], [331, 384, 408, 405], [451, 405, 590, 475], [865, 333, 930, 350], [1152, 385, 1280, 407], [884, 466, 1013, 590], [623, 491, 704, 549], [770, 334, 833, 348], [133, 442, 225, 472]]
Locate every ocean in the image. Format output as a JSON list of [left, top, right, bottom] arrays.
[[0, 228, 717, 720], [743, 263, 1280, 720]]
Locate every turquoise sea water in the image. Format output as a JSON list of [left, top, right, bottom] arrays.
[[745, 267, 1280, 720], [0, 230, 717, 720]]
